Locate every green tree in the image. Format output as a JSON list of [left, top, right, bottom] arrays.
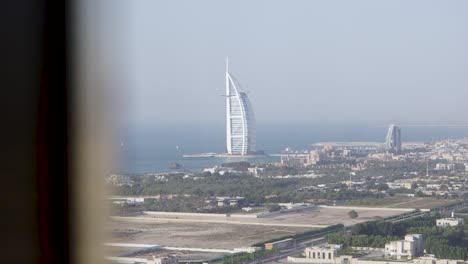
[[348, 210, 358, 219], [266, 204, 281, 212]]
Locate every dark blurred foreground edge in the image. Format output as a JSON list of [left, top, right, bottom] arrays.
[[1, 0, 72, 263]]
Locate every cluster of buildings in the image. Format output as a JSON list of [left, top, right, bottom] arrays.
[[287, 215, 466, 264], [332, 172, 467, 199], [107, 174, 135, 187], [278, 124, 403, 167], [289, 234, 467, 264], [290, 244, 467, 264], [201, 165, 265, 176], [277, 131, 468, 179], [385, 174, 467, 198], [214, 196, 244, 207], [202, 166, 239, 175], [427, 139, 468, 163], [279, 146, 368, 168]]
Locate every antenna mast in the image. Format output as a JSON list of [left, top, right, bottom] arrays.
[[226, 56, 229, 73]]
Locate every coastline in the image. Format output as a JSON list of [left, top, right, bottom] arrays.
[[183, 153, 268, 159]]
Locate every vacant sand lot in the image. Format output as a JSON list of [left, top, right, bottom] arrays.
[[346, 197, 455, 209], [107, 207, 407, 249], [107, 220, 310, 249], [116, 207, 406, 226], [387, 198, 455, 209]]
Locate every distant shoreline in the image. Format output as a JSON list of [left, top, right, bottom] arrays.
[[183, 153, 268, 159], [182, 141, 428, 159], [311, 141, 425, 147]]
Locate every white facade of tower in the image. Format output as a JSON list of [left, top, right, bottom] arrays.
[[385, 124, 402, 152], [225, 58, 256, 155]]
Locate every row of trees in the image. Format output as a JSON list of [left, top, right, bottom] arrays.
[[110, 172, 381, 205], [425, 236, 468, 260], [327, 233, 400, 248], [327, 215, 468, 260], [407, 223, 468, 260], [221, 248, 277, 264], [350, 220, 407, 237]]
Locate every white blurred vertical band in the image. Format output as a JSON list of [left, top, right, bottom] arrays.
[[71, 0, 130, 263]]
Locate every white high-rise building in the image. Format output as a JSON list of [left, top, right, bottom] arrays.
[[385, 124, 402, 152], [225, 58, 256, 155]]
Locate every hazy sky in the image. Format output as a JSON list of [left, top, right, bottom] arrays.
[[112, 0, 468, 127]]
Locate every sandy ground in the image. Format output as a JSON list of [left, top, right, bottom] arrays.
[[347, 197, 455, 209], [107, 220, 309, 249], [114, 207, 406, 227], [106, 207, 407, 250], [138, 250, 224, 262], [105, 245, 226, 262], [387, 198, 455, 209]]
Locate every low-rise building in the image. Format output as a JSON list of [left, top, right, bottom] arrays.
[[108, 196, 145, 205], [248, 167, 265, 176], [106, 174, 134, 187], [385, 234, 424, 260], [288, 243, 468, 264], [436, 218, 465, 227], [281, 154, 310, 166], [333, 255, 467, 264], [215, 196, 244, 207], [303, 244, 341, 263]]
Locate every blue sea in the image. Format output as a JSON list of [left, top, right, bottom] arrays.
[[116, 123, 468, 174]]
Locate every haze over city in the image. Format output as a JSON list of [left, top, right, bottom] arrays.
[[7, 1, 468, 263], [96, 1, 468, 263], [112, 0, 468, 128]]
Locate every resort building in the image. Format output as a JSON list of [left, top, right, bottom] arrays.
[[225, 58, 256, 155]]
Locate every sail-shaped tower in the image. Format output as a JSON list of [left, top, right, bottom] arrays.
[[225, 58, 256, 155]]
